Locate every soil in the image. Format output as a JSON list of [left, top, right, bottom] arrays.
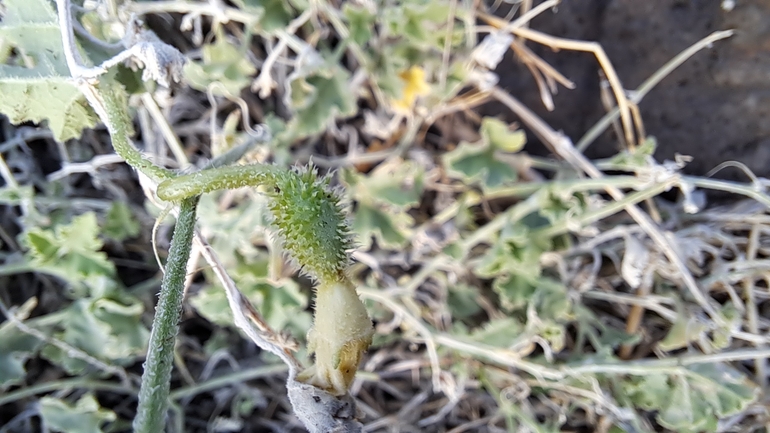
[[487, 0, 770, 179]]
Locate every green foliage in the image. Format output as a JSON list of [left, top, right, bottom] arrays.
[[190, 239, 311, 336], [41, 296, 149, 373], [0, 307, 43, 388], [285, 64, 357, 141], [103, 202, 141, 241], [444, 117, 526, 191], [618, 363, 758, 432], [0, 0, 98, 141], [184, 28, 257, 95], [231, 0, 294, 33], [1, 0, 762, 431], [342, 161, 424, 249], [23, 212, 115, 294], [342, 4, 376, 46], [40, 394, 116, 433]]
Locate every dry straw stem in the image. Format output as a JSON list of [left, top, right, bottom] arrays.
[[479, 3, 639, 148], [577, 29, 735, 152]]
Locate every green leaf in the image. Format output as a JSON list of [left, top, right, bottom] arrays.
[[352, 202, 412, 250], [191, 256, 311, 337], [103, 201, 141, 241], [41, 296, 149, 373], [286, 65, 356, 139], [536, 184, 588, 225], [40, 394, 116, 433], [494, 275, 569, 318], [475, 223, 547, 279], [230, 0, 294, 33], [0, 0, 98, 141], [446, 283, 482, 320], [443, 118, 525, 191], [443, 142, 515, 190], [658, 312, 707, 352], [467, 317, 524, 347], [384, 0, 452, 50], [0, 301, 43, 388], [23, 213, 115, 292], [608, 136, 657, 169], [344, 161, 425, 209], [482, 117, 527, 152], [341, 163, 422, 250], [343, 4, 376, 46], [184, 29, 256, 95], [619, 363, 759, 433]]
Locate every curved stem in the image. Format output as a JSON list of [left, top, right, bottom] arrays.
[[133, 197, 199, 433], [156, 164, 283, 202]]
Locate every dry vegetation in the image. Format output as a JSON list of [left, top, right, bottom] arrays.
[[0, 0, 768, 432]]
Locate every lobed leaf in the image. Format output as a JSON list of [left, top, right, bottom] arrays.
[[443, 117, 526, 191], [0, 0, 98, 141], [184, 28, 256, 95], [619, 363, 759, 432], [23, 212, 115, 294], [40, 394, 116, 433], [0, 314, 43, 388]]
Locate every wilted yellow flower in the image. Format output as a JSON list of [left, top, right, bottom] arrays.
[[391, 66, 430, 114]]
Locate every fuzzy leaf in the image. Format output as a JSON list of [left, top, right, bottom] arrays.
[[195, 194, 272, 262], [286, 65, 356, 139], [536, 184, 588, 225], [352, 202, 412, 250], [192, 257, 310, 336], [619, 363, 758, 432], [231, 0, 294, 33], [23, 213, 115, 292], [0, 309, 43, 388], [341, 162, 421, 250], [344, 160, 425, 209], [475, 223, 546, 279], [343, 4, 376, 46], [443, 118, 525, 191], [482, 117, 527, 152], [658, 313, 707, 352], [608, 136, 657, 169], [184, 29, 257, 95], [41, 297, 148, 373], [493, 276, 571, 322], [446, 283, 482, 320], [40, 394, 116, 433], [0, 0, 98, 141], [103, 201, 140, 241], [384, 0, 451, 50], [467, 317, 524, 347]]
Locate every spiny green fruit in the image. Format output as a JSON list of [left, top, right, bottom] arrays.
[[269, 167, 353, 284]]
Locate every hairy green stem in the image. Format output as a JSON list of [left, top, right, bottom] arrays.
[[156, 164, 283, 202], [133, 197, 199, 433], [97, 84, 174, 182]]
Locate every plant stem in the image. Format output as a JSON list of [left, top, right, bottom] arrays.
[[96, 84, 174, 182], [133, 197, 199, 433]]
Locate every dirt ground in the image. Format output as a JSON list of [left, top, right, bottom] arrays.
[[489, 0, 770, 179]]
